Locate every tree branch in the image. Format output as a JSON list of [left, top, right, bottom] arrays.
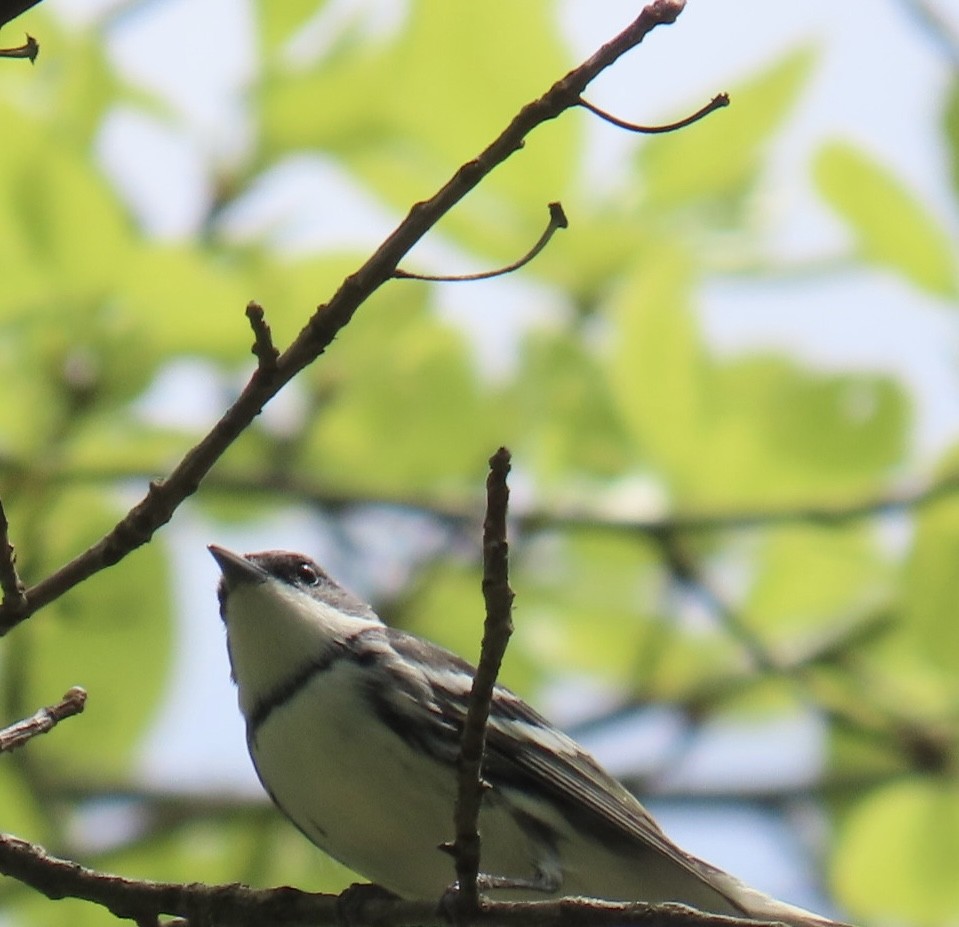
[[0, 0, 687, 637], [0, 832, 802, 927], [451, 447, 515, 912], [0, 687, 87, 753]]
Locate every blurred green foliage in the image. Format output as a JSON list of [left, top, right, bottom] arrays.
[[0, 3, 957, 926]]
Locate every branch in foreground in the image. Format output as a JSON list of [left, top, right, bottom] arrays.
[[0, 687, 87, 753], [0, 0, 687, 637], [578, 92, 728, 134], [0, 832, 796, 927], [393, 203, 568, 282], [450, 447, 515, 911], [0, 0, 43, 29]]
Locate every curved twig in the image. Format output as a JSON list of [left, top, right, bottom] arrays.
[[393, 203, 568, 282], [578, 92, 728, 134]]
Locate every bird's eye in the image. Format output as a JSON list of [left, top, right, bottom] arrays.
[[296, 562, 320, 586]]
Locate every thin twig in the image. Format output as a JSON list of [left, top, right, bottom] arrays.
[[578, 92, 728, 134], [0, 498, 26, 616], [394, 203, 568, 282], [0, 33, 37, 61], [0, 0, 688, 637], [0, 687, 87, 754], [245, 301, 279, 375], [451, 447, 515, 913]]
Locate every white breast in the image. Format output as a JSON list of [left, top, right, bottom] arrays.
[[247, 658, 529, 898]]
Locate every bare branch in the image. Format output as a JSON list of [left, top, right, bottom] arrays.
[[0, 0, 687, 637], [578, 92, 728, 134], [394, 203, 568, 282], [0, 687, 87, 754], [0, 831, 804, 927], [450, 447, 515, 912]]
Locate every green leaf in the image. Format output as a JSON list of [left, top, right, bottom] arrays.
[[259, 0, 577, 262], [606, 241, 705, 485], [814, 142, 957, 296], [684, 359, 908, 507], [0, 9, 121, 147], [257, 0, 327, 56], [20, 492, 173, 776], [0, 103, 135, 304], [639, 48, 814, 214], [118, 247, 256, 359], [511, 329, 631, 481], [302, 292, 493, 494], [747, 525, 887, 635], [512, 531, 667, 687], [901, 485, 959, 675], [834, 779, 959, 927]]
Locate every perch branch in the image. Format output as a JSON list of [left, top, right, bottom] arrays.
[[450, 447, 515, 912], [0, 831, 801, 927]]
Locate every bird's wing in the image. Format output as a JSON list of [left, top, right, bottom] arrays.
[[375, 629, 746, 908]]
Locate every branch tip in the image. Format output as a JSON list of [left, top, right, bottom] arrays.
[[0, 687, 88, 754], [0, 34, 38, 62], [245, 301, 279, 374]]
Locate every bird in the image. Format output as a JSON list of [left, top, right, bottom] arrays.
[[209, 544, 848, 927]]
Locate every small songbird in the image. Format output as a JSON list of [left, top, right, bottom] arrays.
[[209, 545, 847, 927]]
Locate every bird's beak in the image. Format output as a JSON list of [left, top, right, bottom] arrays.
[[208, 545, 269, 589]]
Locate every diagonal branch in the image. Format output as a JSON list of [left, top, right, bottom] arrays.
[[0, 0, 687, 636]]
